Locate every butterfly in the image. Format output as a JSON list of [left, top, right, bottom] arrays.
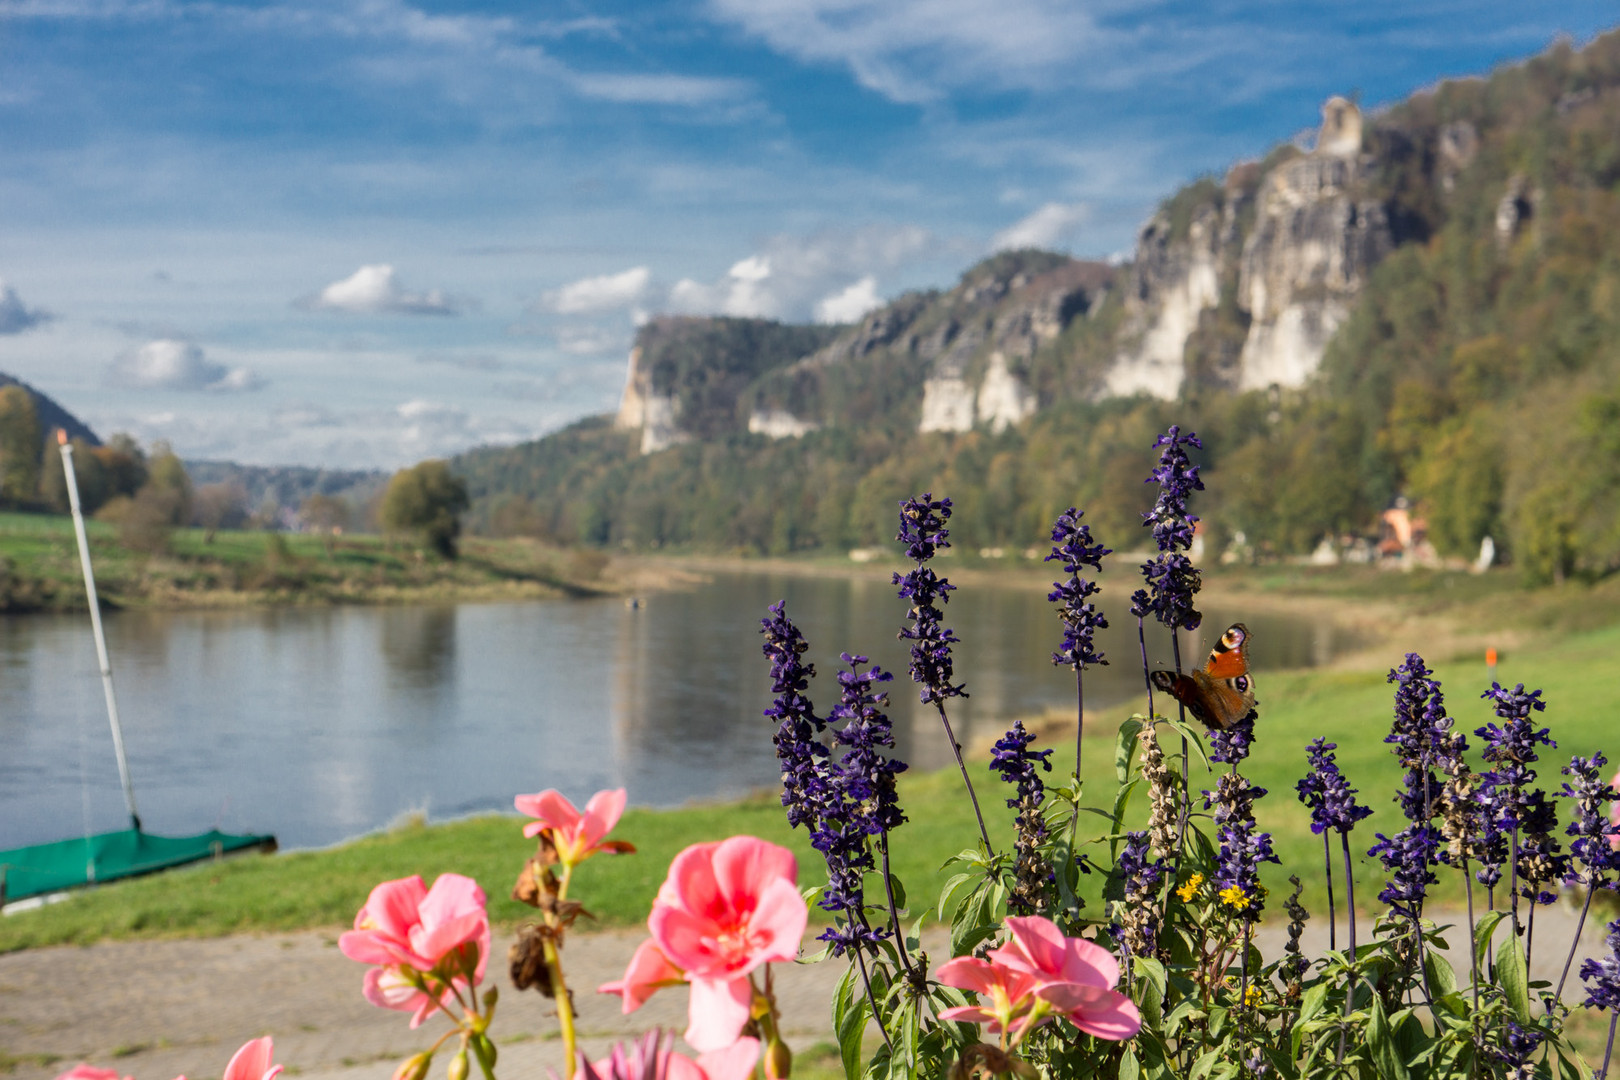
[[1149, 623, 1258, 730]]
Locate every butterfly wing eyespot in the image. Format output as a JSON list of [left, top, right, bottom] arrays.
[[1204, 623, 1251, 680]]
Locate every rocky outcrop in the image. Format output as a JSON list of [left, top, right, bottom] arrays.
[[1235, 138, 1394, 390], [976, 351, 1038, 432], [747, 408, 818, 439], [1103, 96, 1396, 398]]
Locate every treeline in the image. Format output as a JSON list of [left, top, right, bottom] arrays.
[[461, 33, 1620, 582]]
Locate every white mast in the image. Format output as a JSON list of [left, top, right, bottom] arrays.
[[58, 430, 141, 831]]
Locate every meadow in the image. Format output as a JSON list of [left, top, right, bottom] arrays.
[[0, 510, 619, 611]]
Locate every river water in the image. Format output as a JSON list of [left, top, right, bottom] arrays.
[[0, 570, 1347, 851]]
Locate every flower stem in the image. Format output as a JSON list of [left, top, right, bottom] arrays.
[[878, 831, 920, 987], [1336, 832, 1358, 1067], [1600, 1010, 1618, 1080], [542, 935, 576, 1070], [1555, 884, 1597, 1006], [1074, 665, 1084, 792], [934, 701, 993, 854], [1324, 832, 1337, 952], [854, 944, 895, 1055], [1136, 617, 1155, 718]]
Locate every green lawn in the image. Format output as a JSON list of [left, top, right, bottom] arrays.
[[4, 614, 1617, 954], [0, 510, 610, 610]]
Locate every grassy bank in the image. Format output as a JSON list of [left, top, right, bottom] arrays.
[[0, 511, 649, 611], [4, 611, 1617, 954]]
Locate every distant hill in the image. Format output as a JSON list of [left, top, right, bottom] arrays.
[[454, 30, 1620, 583], [0, 373, 99, 446], [184, 461, 387, 517]]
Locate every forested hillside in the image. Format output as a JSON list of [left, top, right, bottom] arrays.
[[455, 32, 1620, 583]]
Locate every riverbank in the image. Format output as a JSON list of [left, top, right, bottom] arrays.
[[5, 615, 1617, 953], [0, 512, 702, 612]]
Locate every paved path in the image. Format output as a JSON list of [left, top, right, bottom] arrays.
[[1, 904, 1611, 1080]]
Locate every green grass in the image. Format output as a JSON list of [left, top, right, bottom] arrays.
[[0, 510, 614, 610], [4, 612, 1618, 954]]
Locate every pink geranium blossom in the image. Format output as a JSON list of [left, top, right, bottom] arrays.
[[600, 938, 688, 1013], [53, 1038, 281, 1080], [339, 873, 491, 1028], [514, 788, 634, 866], [936, 916, 1141, 1044], [573, 1031, 759, 1080], [647, 836, 807, 1052], [223, 1038, 284, 1080], [53, 1068, 131, 1080], [936, 954, 1044, 1034]]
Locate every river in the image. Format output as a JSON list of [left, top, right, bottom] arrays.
[[0, 569, 1348, 851]]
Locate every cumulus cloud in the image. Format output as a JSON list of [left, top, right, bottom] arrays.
[[108, 339, 265, 393], [538, 266, 650, 315], [417, 351, 503, 371], [552, 325, 631, 356], [665, 225, 934, 322], [0, 280, 52, 334], [814, 276, 883, 324], [302, 264, 463, 315], [990, 202, 1092, 252]]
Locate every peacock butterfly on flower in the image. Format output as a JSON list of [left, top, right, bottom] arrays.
[[1150, 623, 1258, 730]]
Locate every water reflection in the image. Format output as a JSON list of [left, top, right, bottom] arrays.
[[0, 570, 1350, 852]]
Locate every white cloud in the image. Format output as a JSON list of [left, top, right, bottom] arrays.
[[705, 0, 1101, 103], [990, 201, 1091, 252], [570, 73, 751, 106], [539, 266, 650, 315], [665, 225, 934, 322], [814, 276, 882, 323], [302, 264, 463, 315], [107, 338, 264, 393], [0, 280, 52, 334]]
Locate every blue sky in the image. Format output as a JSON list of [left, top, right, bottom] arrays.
[[0, 0, 1614, 468]]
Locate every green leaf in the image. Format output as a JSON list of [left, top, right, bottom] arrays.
[[886, 873, 907, 911], [1367, 993, 1410, 1080], [1473, 910, 1507, 973], [834, 964, 870, 1080], [1495, 933, 1531, 1023], [937, 872, 974, 920], [1424, 947, 1459, 1001], [1116, 716, 1145, 783], [1189, 1048, 1220, 1080], [1119, 1047, 1141, 1080]]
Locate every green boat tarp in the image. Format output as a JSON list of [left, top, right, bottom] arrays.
[[0, 828, 277, 904]]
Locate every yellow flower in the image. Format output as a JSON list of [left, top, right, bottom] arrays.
[[1219, 885, 1250, 910], [1245, 984, 1263, 1007], [1176, 874, 1204, 902]]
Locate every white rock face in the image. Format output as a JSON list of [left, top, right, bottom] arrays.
[[748, 409, 819, 439], [639, 394, 690, 454], [614, 346, 648, 430], [976, 351, 1037, 433], [1104, 210, 1222, 400], [1235, 145, 1391, 391], [918, 375, 976, 433]]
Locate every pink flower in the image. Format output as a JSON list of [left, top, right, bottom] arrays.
[[223, 1039, 283, 1080], [339, 873, 491, 1027], [600, 938, 688, 1013], [53, 1039, 281, 1080], [936, 955, 1044, 1034], [936, 916, 1141, 1044], [53, 1068, 130, 1080], [648, 836, 807, 1052], [574, 1031, 759, 1080], [514, 788, 635, 866]]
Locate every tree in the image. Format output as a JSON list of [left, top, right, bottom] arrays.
[[193, 482, 248, 543], [0, 387, 41, 504], [143, 441, 193, 525], [300, 493, 350, 557], [380, 461, 469, 558]]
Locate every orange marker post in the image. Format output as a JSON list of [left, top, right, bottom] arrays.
[[1486, 646, 1498, 683]]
